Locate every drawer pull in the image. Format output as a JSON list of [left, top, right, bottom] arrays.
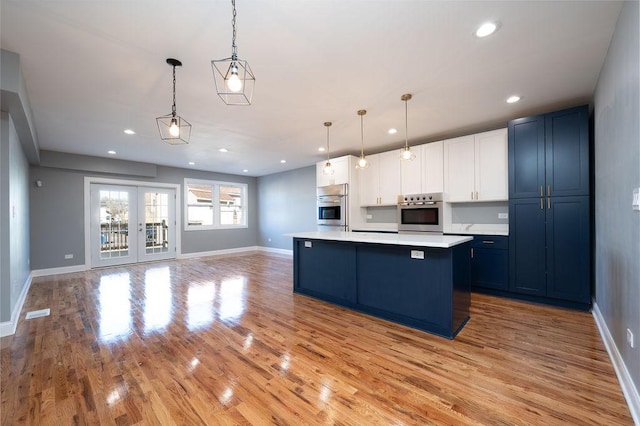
[[481, 240, 495, 244]]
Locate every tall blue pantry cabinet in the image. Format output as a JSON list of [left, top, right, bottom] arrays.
[[508, 105, 591, 309]]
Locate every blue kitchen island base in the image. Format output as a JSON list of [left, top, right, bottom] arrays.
[[291, 234, 472, 339]]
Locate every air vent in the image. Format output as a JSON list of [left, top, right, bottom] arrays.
[[25, 308, 50, 319]]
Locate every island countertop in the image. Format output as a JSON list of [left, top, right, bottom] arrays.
[[286, 231, 472, 248]]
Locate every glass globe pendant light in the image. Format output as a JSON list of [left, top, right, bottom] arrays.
[[156, 58, 191, 145], [212, 0, 256, 105], [323, 121, 334, 176], [400, 93, 415, 160], [356, 109, 369, 169]]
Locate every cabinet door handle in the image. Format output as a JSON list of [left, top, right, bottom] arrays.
[[540, 186, 544, 196], [547, 185, 551, 196], [481, 240, 495, 244], [540, 198, 544, 210], [548, 197, 551, 209], [475, 191, 479, 200], [471, 247, 474, 258], [471, 191, 474, 200]]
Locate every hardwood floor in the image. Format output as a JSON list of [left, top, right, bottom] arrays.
[[1, 252, 633, 425]]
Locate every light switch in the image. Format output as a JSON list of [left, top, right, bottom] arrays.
[[633, 188, 640, 211]]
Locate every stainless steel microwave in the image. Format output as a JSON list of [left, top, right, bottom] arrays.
[[397, 192, 443, 234]]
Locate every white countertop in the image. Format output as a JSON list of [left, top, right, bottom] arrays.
[[286, 231, 473, 248]]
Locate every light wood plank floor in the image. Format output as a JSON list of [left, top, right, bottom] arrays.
[[1, 253, 633, 425]]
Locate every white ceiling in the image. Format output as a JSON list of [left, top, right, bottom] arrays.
[[1, 1, 622, 177]]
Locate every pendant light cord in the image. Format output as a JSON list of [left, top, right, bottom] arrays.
[[404, 98, 408, 149], [360, 114, 365, 156], [171, 65, 177, 117], [231, 0, 238, 60]]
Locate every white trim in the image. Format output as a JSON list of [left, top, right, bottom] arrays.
[[83, 176, 182, 269], [31, 264, 88, 277], [0, 273, 32, 337], [592, 301, 640, 424], [178, 246, 260, 259], [258, 246, 293, 257]]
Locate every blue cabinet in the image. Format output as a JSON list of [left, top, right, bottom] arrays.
[[509, 105, 589, 199], [508, 105, 591, 309], [470, 235, 509, 291]]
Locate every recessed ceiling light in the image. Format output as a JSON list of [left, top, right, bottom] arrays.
[[506, 95, 521, 104], [107, 150, 116, 155], [388, 128, 398, 135], [280, 160, 286, 164], [243, 169, 249, 173], [475, 22, 498, 38], [318, 147, 325, 152], [123, 129, 136, 135], [219, 148, 229, 153], [188, 161, 195, 165]]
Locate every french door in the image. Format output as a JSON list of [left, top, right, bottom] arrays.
[[90, 184, 176, 268]]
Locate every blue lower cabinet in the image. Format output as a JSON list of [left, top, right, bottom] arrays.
[[470, 236, 508, 291], [294, 239, 357, 305], [292, 238, 471, 339], [508, 196, 591, 308]]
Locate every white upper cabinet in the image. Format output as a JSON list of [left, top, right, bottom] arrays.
[[401, 144, 423, 195], [444, 128, 507, 202], [359, 151, 401, 206], [316, 155, 350, 187], [475, 129, 508, 201], [422, 141, 444, 193]]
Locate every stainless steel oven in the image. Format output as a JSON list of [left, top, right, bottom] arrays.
[[397, 192, 443, 234], [317, 183, 348, 231]]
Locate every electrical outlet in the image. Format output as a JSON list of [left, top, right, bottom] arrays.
[[498, 213, 508, 219], [304, 241, 312, 248], [64, 254, 73, 259], [366, 214, 373, 219], [410, 250, 424, 259], [627, 329, 634, 348], [633, 188, 640, 211]]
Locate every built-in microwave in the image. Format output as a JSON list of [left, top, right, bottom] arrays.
[[397, 192, 443, 234], [317, 184, 348, 231]]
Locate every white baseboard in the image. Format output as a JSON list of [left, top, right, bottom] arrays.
[[592, 302, 640, 424], [0, 272, 32, 337], [258, 246, 293, 256], [31, 264, 88, 277], [179, 246, 261, 259], [179, 246, 293, 259]]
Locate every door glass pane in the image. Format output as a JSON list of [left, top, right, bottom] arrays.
[[220, 185, 243, 225], [99, 190, 129, 259], [144, 192, 170, 254]]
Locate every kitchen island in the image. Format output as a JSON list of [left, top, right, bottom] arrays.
[[287, 231, 473, 339]]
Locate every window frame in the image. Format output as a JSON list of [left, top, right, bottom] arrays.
[[184, 178, 248, 231]]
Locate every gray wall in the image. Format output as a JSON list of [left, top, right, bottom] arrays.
[[257, 166, 317, 250], [30, 152, 258, 270], [594, 0, 639, 398], [0, 112, 31, 322]]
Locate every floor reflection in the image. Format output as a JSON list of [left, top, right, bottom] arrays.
[[218, 277, 246, 321], [99, 272, 132, 342], [144, 266, 172, 333], [187, 281, 216, 330]]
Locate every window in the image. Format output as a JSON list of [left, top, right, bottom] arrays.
[[184, 179, 248, 230]]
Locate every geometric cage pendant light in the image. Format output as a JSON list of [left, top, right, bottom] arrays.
[[156, 58, 191, 145], [212, 0, 256, 106]]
